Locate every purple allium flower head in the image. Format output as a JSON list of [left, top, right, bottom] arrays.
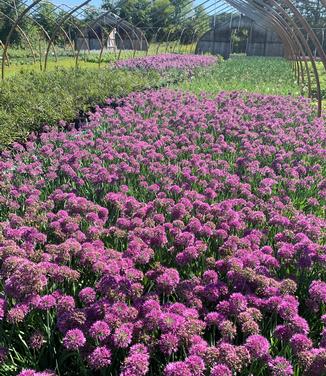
[[18, 371, 56, 376], [87, 346, 111, 369], [37, 295, 56, 310], [229, 293, 247, 314], [210, 364, 232, 376], [113, 323, 133, 348], [7, 305, 28, 324], [289, 334, 313, 353], [89, 321, 111, 342], [78, 287, 96, 305], [245, 335, 270, 359], [268, 356, 294, 376], [309, 280, 326, 305], [62, 329, 86, 350], [158, 333, 179, 356], [120, 344, 150, 376], [218, 320, 237, 340], [274, 325, 293, 342], [29, 332, 45, 350], [206, 312, 225, 326], [57, 295, 75, 313], [164, 361, 192, 376], [185, 355, 205, 375], [156, 268, 180, 295]]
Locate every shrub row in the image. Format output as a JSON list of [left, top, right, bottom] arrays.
[[0, 68, 162, 148]]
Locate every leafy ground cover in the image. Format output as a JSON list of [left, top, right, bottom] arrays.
[[174, 56, 301, 97], [0, 88, 325, 376]]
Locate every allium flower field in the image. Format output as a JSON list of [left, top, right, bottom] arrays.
[[0, 88, 325, 375], [115, 54, 218, 72]]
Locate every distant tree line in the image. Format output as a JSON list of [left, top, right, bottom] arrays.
[[101, 0, 210, 43]]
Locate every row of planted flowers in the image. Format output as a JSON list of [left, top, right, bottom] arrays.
[[0, 89, 325, 375], [114, 53, 218, 73]]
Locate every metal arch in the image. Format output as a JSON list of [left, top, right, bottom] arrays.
[[56, 4, 91, 63], [178, 1, 236, 54], [224, 1, 298, 72], [120, 16, 148, 57], [72, 12, 92, 67], [97, 13, 119, 65], [230, 0, 322, 115], [192, 2, 300, 78], [57, 4, 123, 66], [155, 28, 164, 54], [85, 11, 144, 60], [267, 0, 323, 114], [1, 0, 42, 80], [173, 27, 188, 53], [279, 0, 326, 70], [79, 10, 118, 66], [43, 2, 87, 65], [187, 2, 231, 45], [56, 4, 93, 68], [193, 2, 237, 46], [130, 20, 149, 56], [30, 1, 80, 66], [0, 0, 58, 64], [44, 0, 91, 70], [242, 0, 322, 114], [0, 10, 37, 64], [157, 27, 171, 54], [85, 11, 130, 64], [227, 0, 292, 50], [115, 19, 128, 60], [227, 0, 304, 88], [97, 5, 149, 55], [103, 11, 148, 56], [38, 1, 89, 62], [239, 0, 326, 70], [117, 18, 137, 57], [91, 12, 134, 61], [121, 17, 148, 56], [143, 0, 199, 54], [192, 6, 237, 55], [227, 1, 299, 75], [262, 0, 313, 97], [165, 28, 178, 54], [26, 0, 84, 64], [155, 0, 227, 54], [151, 26, 162, 54], [74, 15, 104, 67], [0, 40, 9, 65], [253, 0, 310, 93]]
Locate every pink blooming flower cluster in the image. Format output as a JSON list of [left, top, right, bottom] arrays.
[[0, 89, 325, 375], [115, 53, 218, 72]]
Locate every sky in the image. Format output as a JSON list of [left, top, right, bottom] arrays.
[[52, 0, 216, 8], [52, 0, 101, 6]]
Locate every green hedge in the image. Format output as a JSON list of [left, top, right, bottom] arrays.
[[0, 68, 162, 148]]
